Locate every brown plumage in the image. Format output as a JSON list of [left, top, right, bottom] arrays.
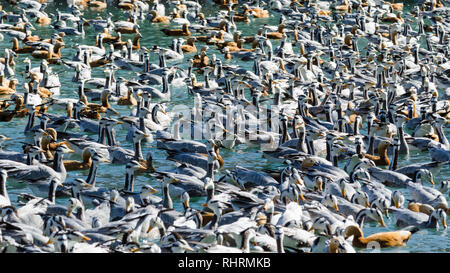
[[31, 42, 64, 62], [408, 202, 435, 215], [0, 79, 18, 95], [345, 225, 415, 248], [36, 15, 51, 25], [265, 24, 285, 39], [161, 24, 190, 36], [148, 10, 170, 23], [79, 89, 111, 114], [12, 38, 35, 54], [88, 0, 107, 9], [181, 37, 197, 53], [363, 140, 391, 166], [243, 4, 269, 18], [117, 89, 137, 106], [64, 148, 94, 171], [116, 25, 140, 34]]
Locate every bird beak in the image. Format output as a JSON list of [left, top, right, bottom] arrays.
[[299, 194, 305, 202], [333, 204, 339, 211], [103, 159, 110, 163], [147, 225, 154, 233], [442, 220, 447, 229], [394, 201, 400, 208], [67, 209, 72, 217], [46, 239, 53, 246], [365, 201, 370, 208], [296, 179, 302, 185], [430, 178, 434, 185], [379, 218, 386, 227], [130, 248, 140, 252], [82, 235, 91, 242], [151, 188, 158, 194], [341, 189, 346, 199], [307, 226, 314, 232], [317, 182, 323, 192], [172, 178, 179, 183], [67, 148, 75, 153], [201, 203, 208, 207], [185, 246, 194, 252], [384, 209, 389, 218], [252, 241, 258, 246]]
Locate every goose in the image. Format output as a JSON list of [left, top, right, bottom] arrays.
[[311, 235, 355, 253], [355, 208, 387, 228], [407, 181, 448, 209], [0, 144, 73, 194], [390, 208, 447, 230]]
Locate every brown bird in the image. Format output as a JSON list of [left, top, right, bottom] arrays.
[[242, 4, 269, 18], [148, 10, 170, 23], [0, 78, 18, 95], [344, 225, 417, 248], [265, 24, 285, 39], [181, 37, 197, 54], [117, 88, 138, 106], [64, 148, 95, 171], [363, 139, 391, 166], [11, 37, 35, 54]]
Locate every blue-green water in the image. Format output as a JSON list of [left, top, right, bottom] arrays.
[[0, 0, 448, 252]]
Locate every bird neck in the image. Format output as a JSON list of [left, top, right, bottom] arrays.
[[101, 91, 111, 108], [25, 109, 35, 132], [124, 170, 135, 192], [86, 161, 98, 186], [48, 181, 58, 203], [163, 183, 173, 209], [75, 204, 86, 221], [434, 122, 449, 147], [53, 150, 65, 173], [0, 175, 7, 199], [134, 139, 143, 160], [276, 234, 284, 253], [12, 38, 19, 51]]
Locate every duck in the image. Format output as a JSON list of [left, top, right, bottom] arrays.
[[242, 4, 269, 18], [88, 0, 108, 9], [344, 224, 418, 248], [148, 10, 170, 23], [264, 24, 285, 40], [363, 139, 391, 166], [161, 23, 191, 36], [11, 37, 35, 54], [0, 78, 18, 95], [179, 37, 197, 54], [63, 148, 95, 172], [390, 208, 447, 230]]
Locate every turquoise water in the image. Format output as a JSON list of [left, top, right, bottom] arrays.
[[0, 0, 448, 252]]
